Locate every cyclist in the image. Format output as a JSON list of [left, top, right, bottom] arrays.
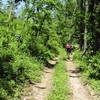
[[65, 44, 73, 59]]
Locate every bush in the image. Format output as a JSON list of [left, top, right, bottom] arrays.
[[88, 53, 100, 79], [73, 51, 100, 79], [0, 9, 62, 99], [11, 53, 43, 82]]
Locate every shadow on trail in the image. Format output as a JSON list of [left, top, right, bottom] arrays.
[[69, 69, 81, 73], [46, 62, 56, 68], [68, 69, 81, 78], [69, 75, 81, 78], [45, 57, 58, 68]]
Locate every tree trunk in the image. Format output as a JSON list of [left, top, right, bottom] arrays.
[[79, 0, 85, 50], [94, 1, 100, 53], [84, 1, 88, 52]]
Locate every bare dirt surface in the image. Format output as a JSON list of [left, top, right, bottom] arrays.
[[21, 58, 58, 100], [66, 59, 94, 100]]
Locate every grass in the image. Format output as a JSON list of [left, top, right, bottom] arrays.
[[48, 49, 70, 100], [87, 79, 100, 95]]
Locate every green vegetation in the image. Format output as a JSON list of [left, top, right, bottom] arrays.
[[0, 0, 100, 99], [0, 0, 62, 99], [73, 50, 100, 95], [48, 49, 70, 100]]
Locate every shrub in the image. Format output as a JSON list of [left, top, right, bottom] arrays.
[[88, 53, 100, 79], [73, 51, 100, 79]]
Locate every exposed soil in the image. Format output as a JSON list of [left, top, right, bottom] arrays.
[[21, 58, 57, 100], [66, 59, 96, 100], [21, 56, 99, 100]]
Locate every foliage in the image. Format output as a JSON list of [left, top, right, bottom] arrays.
[[73, 50, 100, 79], [0, 0, 65, 99], [73, 0, 100, 53], [88, 53, 100, 79]]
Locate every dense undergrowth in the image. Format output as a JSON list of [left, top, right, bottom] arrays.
[[48, 49, 70, 100], [73, 50, 100, 95], [0, 12, 61, 99]]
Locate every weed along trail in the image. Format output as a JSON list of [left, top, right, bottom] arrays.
[[22, 57, 58, 100], [66, 59, 94, 100]]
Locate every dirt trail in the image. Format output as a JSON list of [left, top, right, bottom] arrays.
[[21, 58, 58, 100], [67, 59, 94, 100]]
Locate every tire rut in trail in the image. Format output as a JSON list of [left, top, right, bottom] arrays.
[[21, 59, 57, 100], [66, 60, 94, 100]]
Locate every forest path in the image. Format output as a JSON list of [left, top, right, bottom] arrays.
[[21, 58, 58, 100], [66, 59, 94, 100]]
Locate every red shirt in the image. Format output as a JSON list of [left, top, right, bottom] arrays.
[[65, 44, 72, 49]]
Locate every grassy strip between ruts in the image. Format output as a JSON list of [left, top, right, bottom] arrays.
[[48, 49, 70, 100]]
